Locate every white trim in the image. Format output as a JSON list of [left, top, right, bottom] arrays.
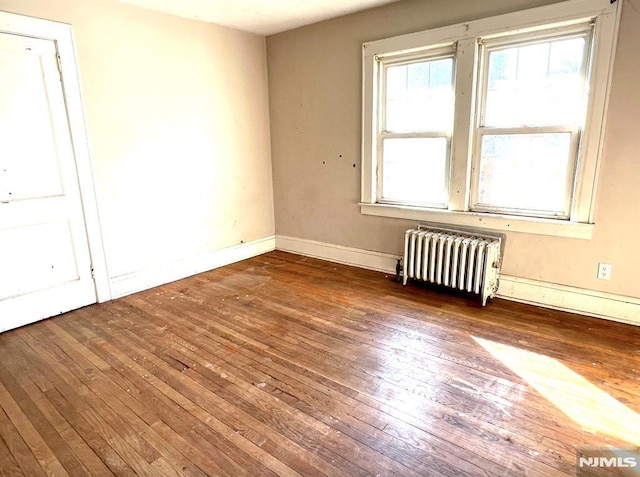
[[497, 275, 640, 326], [363, 0, 617, 58], [582, 0, 623, 223], [276, 235, 399, 274], [0, 11, 112, 302], [62, 27, 112, 303], [361, 0, 621, 230], [359, 203, 594, 239], [0, 286, 98, 334], [275, 235, 640, 326], [449, 37, 477, 212], [110, 236, 276, 299]]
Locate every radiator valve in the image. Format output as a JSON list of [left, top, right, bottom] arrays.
[[395, 258, 403, 282]]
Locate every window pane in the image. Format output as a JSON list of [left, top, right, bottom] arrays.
[[382, 137, 448, 205], [385, 58, 454, 133], [484, 37, 587, 127], [477, 133, 571, 214]]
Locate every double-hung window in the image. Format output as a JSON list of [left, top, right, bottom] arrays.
[[380, 50, 454, 207], [474, 29, 591, 218], [361, 0, 621, 238]]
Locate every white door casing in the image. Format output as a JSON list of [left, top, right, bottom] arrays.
[[0, 12, 110, 332]]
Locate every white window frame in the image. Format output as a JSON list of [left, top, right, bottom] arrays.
[[472, 26, 593, 219], [377, 47, 455, 208], [360, 0, 622, 239]]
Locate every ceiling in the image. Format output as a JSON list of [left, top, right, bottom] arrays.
[[119, 0, 400, 35]]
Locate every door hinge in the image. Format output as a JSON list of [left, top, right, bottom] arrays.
[[56, 54, 62, 74], [90, 265, 95, 279]]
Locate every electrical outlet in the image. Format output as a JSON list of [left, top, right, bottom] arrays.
[[597, 263, 612, 280]]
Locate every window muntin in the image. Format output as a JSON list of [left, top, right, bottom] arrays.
[[378, 53, 454, 207]]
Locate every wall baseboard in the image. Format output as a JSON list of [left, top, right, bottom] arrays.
[[275, 235, 640, 326], [110, 235, 276, 299], [496, 276, 640, 326], [276, 235, 399, 274]]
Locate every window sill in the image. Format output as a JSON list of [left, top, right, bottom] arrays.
[[359, 203, 594, 239]]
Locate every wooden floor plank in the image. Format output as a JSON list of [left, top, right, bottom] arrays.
[[0, 431, 22, 477], [155, 276, 580, 472], [62, 307, 326, 477], [120, 303, 444, 477], [81, 308, 362, 477], [177, 281, 574, 475], [40, 320, 213, 477], [0, 379, 69, 476], [9, 327, 169, 477], [1, 251, 640, 476], [131, 296, 529, 476]]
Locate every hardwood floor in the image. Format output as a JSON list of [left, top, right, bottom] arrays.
[[1, 250, 639, 476]]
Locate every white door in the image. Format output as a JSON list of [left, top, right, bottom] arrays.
[[0, 32, 97, 332]]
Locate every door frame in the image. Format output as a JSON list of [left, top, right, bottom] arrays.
[[0, 11, 111, 303]]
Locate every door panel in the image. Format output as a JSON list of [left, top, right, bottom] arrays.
[[0, 221, 79, 301], [0, 33, 97, 332], [0, 45, 64, 201]]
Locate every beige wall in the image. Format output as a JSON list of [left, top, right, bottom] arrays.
[[1, 0, 274, 280], [3, 0, 637, 301], [267, 0, 640, 299]]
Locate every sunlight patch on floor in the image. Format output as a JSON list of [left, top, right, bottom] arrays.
[[473, 336, 640, 446]]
